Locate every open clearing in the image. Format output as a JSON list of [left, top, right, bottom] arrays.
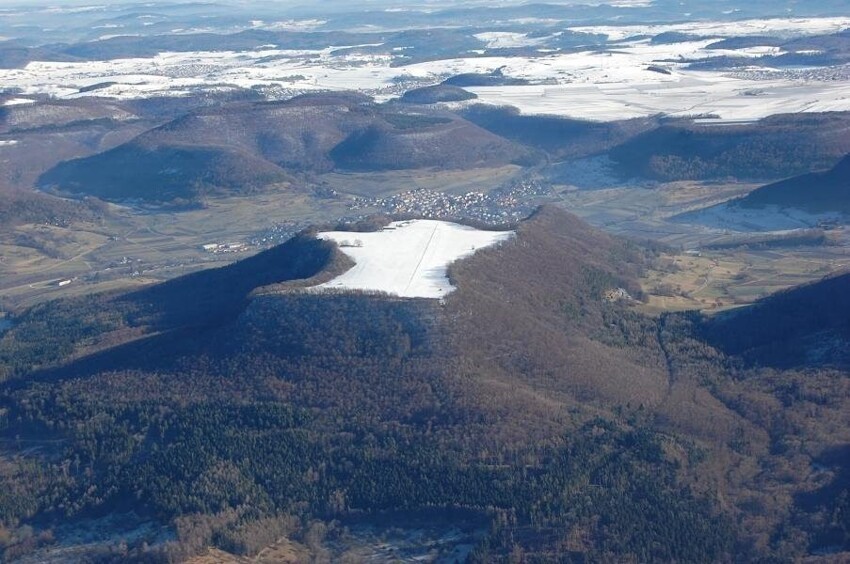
[[316, 220, 513, 298]]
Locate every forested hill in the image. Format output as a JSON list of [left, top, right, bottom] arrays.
[[0, 207, 849, 562], [608, 113, 850, 182], [37, 94, 535, 204], [737, 154, 850, 214]]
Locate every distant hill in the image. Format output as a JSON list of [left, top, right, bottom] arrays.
[[462, 104, 659, 160], [0, 99, 161, 191], [39, 94, 533, 203], [399, 84, 477, 104], [442, 67, 529, 87], [0, 41, 77, 69], [609, 113, 850, 182], [700, 30, 850, 69], [0, 189, 105, 226], [330, 115, 534, 171], [737, 154, 850, 214], [40, 143, 292, 204], [0, 99, 139, 133]]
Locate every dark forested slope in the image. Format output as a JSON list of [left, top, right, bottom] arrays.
[[701, 271, 850, 368], [609, 112, 850, 182], [737, 154, 850, 214], [461, 104, 659, 160]]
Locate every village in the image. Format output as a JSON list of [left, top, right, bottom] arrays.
[[349, 176, 553, 224]]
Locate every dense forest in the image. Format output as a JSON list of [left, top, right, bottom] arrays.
[[0, 207, 849, 561], [609, 113, 850, 182]]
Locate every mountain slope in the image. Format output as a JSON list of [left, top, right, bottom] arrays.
[[609, 113, 850, 182], [0, 207, 733, 562], [1, 207, 849, 561], [38, 94, 533, 203], [40, 143, 292, 203], [462, 104, 659, 160], [737, 154, 850, 214], [701, 271, 850, 368]]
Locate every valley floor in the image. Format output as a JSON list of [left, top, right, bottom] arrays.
[[2, 166, 848, 317]]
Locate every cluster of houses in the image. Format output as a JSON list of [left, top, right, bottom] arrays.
[[201, 242, 248, 254], [350, 177, 552, 224]]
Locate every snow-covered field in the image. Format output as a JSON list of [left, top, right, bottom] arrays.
[[316, 220, 513, 298], [1, 17, 849, 122], [569, 17, 850, 42], [466, 72, 850, 122], [473, 31, 547, 49], [2, 98, 36, 106], [674, 202, 845, 232]]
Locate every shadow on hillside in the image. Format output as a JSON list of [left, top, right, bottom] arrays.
[[795, 444, 850, 554], [116, 234, 335, 331], [699, 273, 850, 369]]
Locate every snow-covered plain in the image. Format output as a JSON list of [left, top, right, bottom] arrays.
[[2, 98, 35, 106], [569, 17, 850, 41], [674, 203, 845, 233], [1, 17, 849, 122], [466, 72, 850, 122], [315, 220, 514, 298], [473, 31, 547, 49]]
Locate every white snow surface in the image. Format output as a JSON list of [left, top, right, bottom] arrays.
[[316, 220, 514, 298], [569, 17, 850, 41], [474, 32, 545, 49], [2, 98, 35, 106]]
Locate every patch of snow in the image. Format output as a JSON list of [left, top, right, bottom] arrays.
[[707, 45, 786, 57], [40, 5, 106, 15], [612, 0, 653, 6], [257, 19, 327, 31], [474, 32, 545, 49], [466, 70, 850, 122], [3, 97, 34, 106], [569, 17, 850, 42], [510, 18, 562, 25], [316, 220, 513, 298]]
